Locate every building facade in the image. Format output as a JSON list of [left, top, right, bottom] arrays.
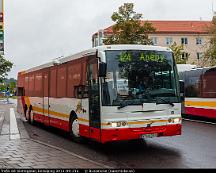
[[92, 20, 212, 66]]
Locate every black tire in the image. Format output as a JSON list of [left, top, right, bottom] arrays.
[[24, 105, 28, 120], [69, 116, 84, 143]]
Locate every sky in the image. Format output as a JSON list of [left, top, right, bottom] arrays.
[[3, 0, 215, 79]]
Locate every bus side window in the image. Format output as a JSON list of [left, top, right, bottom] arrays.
[[74, 85, 88, 99], [17, 87, 25, 96]]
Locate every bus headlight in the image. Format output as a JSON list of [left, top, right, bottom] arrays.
[[174, 118, 181, 123], [110, 121, 127, 127], [168, 118, 181, 124], [111, 122, 118, 127]]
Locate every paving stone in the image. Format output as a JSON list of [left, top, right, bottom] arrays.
[[0, 104, 105, 169]]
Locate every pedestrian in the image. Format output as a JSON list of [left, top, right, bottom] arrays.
[[6, 86, 10, 103]]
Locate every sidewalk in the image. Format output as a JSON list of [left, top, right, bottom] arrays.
[[0, 102, 108, 169], [0, 110, 4, 135]]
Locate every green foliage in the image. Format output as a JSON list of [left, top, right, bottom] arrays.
[[204, 17, 216, 66], [169, 42, 188, 64], [104, 3, 156, 45], [9, 81, 16, 93], [0, 55, 13, 82], [0, 80, 16, 95], [0, 84, 6, 91]]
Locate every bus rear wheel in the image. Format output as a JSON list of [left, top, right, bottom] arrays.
[[24, 105, 28, 121], [70, 116, 83, 143], [28, 109, 34, 125]]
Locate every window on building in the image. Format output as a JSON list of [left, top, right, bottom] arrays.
[[165, 37, 173, 45], [99, 31, 104, 46], [99, 37, 104, 46], [94, 37, 98, 47], [197, 52, 204, 59], [150, 37, 158, 45], [181, 37, 188, 45], [182, 52, 189, 59], [196, 37, 203, 45]]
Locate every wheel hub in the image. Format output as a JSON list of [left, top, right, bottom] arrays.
[[72, 119, 80, 137]]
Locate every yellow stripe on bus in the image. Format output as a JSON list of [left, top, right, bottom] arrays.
[[32, 104, 168, 126], [29, 101, 168, 126], [32, 106, 69, 119], [185, 101, 216, 108], [25, 97, 31, 107], [128, 119, 168, 125], [101, 119, 168, 126], [78, 118, 89, 123]]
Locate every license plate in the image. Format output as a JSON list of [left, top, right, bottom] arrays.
[[141, 133, 158, 139]]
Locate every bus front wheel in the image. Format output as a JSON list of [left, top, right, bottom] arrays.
[[69, 116, 83, 143]]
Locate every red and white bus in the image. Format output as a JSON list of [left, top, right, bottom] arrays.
[[178, 65, 216, 119], [17, 45, 182, 143]]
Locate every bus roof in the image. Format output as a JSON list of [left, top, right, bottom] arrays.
[[23, 45, 172, 74]]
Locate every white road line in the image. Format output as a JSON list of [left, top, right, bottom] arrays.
[[10, 108, 20, 140], [183, 118, 216, 125]]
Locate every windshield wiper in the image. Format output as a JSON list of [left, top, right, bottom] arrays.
[[117, 102, 128, 109], [151, 91, 177, 97], [156, 97, 174, 107]]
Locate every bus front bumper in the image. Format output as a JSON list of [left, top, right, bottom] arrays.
[[101, 124, 182, 143]]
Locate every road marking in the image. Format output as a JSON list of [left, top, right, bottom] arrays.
[[183, 118, 216, 125], [10, 108, 20, 140], [0, 114, 4, 132]]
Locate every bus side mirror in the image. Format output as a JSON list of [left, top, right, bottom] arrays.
[[75, 85, 89, 99], [179, 80, 184, 93], [99, 62, 107, 77], [179, 80, 185, 102]]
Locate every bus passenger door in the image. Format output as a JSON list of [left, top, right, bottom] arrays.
[[87, 57, 101, 142], [43, 69, 50, 126]]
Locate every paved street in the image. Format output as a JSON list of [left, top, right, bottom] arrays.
[[23, 119, 216, 168], [0, 99, 108, 169], [0, 99, 216, 169]]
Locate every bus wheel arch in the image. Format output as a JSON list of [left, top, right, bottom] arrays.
[[69, 111, 83, 143]]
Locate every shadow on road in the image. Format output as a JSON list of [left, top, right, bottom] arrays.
[[24, 121, 184, 168]]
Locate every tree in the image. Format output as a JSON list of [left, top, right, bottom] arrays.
[[169, 42, 188, 64], [8, 81, 16, 94], [204, 16, 216, 66], [104, 3, 156, 45], [0, 55, 13, 82]]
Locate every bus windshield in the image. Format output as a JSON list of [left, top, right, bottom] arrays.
[[101, 50, 180, 106]]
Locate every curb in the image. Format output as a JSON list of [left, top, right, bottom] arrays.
[[183, 118, 216, 125], [30, 138, 113, 169], [16, 110, 113, 169], [0, 113, 4, 133]]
